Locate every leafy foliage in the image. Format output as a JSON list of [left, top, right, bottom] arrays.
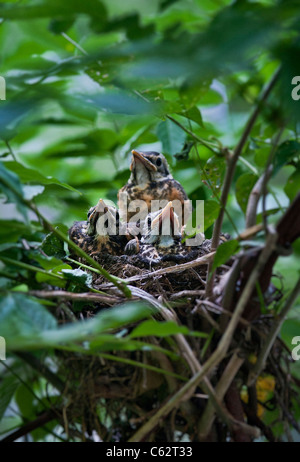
[[0, 0, 299, 443]]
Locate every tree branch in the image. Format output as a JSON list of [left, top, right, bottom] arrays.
[[205, 67, 281, 298], [29, 290, 124, 306], [247, 276, 300, 386]]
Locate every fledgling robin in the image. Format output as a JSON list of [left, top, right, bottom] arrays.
[[125, 202, 204, 267], [118, 150, 192, 226], [68, 205, 95, 254], [68, 199, 128, 259]]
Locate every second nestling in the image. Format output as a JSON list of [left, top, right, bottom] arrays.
[[125, 201, 207, 268]]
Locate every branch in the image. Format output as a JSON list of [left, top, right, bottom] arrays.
[[245, 171, 268, 228], [205, 67, 281, 298], [29, 290, 125, 306], [198, 352, 245, 440], [247, 276, 300, 386], [166, 115, 219, 153], [0, 410, 58, 443]]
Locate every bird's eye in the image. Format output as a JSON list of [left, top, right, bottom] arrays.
[[156, 158, 162, 167], [87, 208, 93, 219]]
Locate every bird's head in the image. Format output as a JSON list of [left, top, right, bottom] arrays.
[[87, 199, 120, 237], [129, 150, 172, 184], [141, 201, 181, 247]]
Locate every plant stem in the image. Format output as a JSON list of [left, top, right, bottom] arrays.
[[247, 276, 300, 386], [0, 256, 65, 281], [205, 67, 281, 298], [197, 352, 245, 440], [61, 32, 88, 56], [166, 115, 219, 153], [4, 140, 17, 161], [29, 290, 125, 305]]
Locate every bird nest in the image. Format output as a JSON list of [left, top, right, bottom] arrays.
[[53, 238, 294, 442]]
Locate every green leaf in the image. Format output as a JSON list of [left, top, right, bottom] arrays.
[[41, 227, 67, 259], [29, 253, 66, 271], [4, 162, 81, 194], [204, 200, 220, 231], [254, 146, 270, 168], [15, 384, 35, 421], [0, 416, 23, 436], [281, 318, 300, 350], [284, 169, 300, 202], [0, 162, 28, 223], [89, 334, 176, 357], [156, 118, 186, 155], [4, 301, 154, 351], [273, 140, 300, 175], [211, 239, 239, 273], [61, 268, 93, 288], [86, 92, 155, 116], [0, 374, 20, 421], [0, 0, 107, 33], [178, 106, 203, 127], [236, 173, 258, 214], [0, 293, 57, 345], [0, 220, 42, 244], [35, 263, 71, 288], [129, 320, 190, 338], [204, 155, 226, 193]]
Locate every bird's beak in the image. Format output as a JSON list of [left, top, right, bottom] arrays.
[[151, 201, 179, 234], [130, 150, 157, 172], [87, 199, 108, 236], [95, 198, 109, 214]]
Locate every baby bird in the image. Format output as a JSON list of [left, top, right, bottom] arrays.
[[68, 205, 95, 254], [125, 201, 203, 267], [118, 150, 192, 226], [86, 199, 128, 257], [68, 199, 128, 260]]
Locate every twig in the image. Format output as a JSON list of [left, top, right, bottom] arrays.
[[29, 290, 124, 306], [0, 256, 65, 281], [169, 290, 205, 300], [198, 352, 245, 440], [61, 32, 88, 55], [205, 67, 281, 298], [166, 115, 219, 154], [4, 140, 17, 161], [247, 276, 300, 386], [246, 172, 267, 228], [0, 410, 59, 443], [149, 337, 178, 393], [261, 128, 284, 232]]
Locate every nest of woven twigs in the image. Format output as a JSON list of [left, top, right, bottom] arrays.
[[53, 239, 294, 442]]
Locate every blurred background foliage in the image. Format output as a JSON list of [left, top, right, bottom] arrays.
[[0, 0, 300, 441]]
